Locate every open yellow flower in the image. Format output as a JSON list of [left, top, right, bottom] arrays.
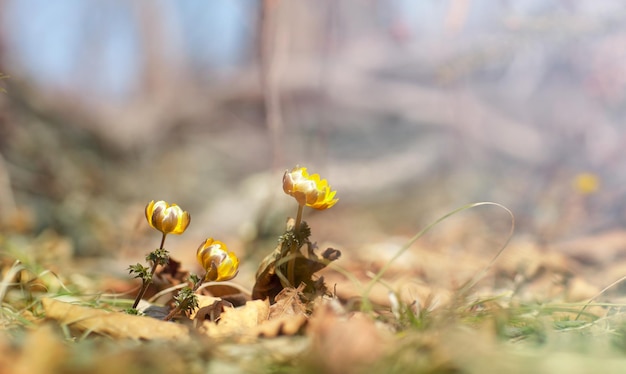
[[145, 200, 191, 235], [573, 172, 600, 195], [196, 238, 239, 282], [282, 166, 338, 210]]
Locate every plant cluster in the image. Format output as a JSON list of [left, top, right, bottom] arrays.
[[128, 201, 239, 320], [127, 165, 339, 319]]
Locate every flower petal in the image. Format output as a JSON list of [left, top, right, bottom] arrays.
[[145, 200, 191, 235], [282, 166, 338, 210], [196, 238, 240, 282]]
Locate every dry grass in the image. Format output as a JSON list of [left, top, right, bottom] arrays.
[[3, 203, 626, 374]]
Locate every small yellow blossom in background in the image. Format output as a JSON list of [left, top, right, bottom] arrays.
[[573, 172, 600, 195], [145, 200, 191, 235], [196, 238, 239, 282], [283, 166, 338, 210]]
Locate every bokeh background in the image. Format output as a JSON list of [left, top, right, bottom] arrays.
[[1, 1, 626, 285]]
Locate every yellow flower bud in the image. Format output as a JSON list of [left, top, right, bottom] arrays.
[[145, 200, 191, 235], [573, 172, 600, 195], [282, 166, 338, 210], [196, 238, 239, 282]]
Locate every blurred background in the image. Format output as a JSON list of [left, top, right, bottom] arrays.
[[1, 1, 626, 285]]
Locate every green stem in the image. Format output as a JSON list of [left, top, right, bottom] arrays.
[[360, 202, 514, 313], [294, 204, 303, 232], [287, 204, 304, 287], [575, 275, 626, 321], [132, 233, 167, 309], [163, 271, 208, 321], [163, 303, 180, 322]]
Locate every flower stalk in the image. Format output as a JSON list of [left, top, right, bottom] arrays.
[[282, 166, 337, 287], [128, 200, 190, 311], [163, 238, 239, 321], [287, 204, 305, 287], [131, 233, 167, 309], [163, 274, 204, 321]]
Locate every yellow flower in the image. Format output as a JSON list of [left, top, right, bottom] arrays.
[[196, 238, 239, 282], [145, 200, 191, 235], [282, 166, 338, 210], [573, 173, 600, 195]]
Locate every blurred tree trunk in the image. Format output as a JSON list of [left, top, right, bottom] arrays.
[[133, 2, 188, 103], [259, 0, 285, 170], [0, 0, 6, 73], [135, 2, 170, 100], [0, 0, 12, 148], [0, 0, 18, 226]]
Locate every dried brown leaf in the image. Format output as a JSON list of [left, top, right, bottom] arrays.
[[251, 241, 283, 302], [199, 282, 250, 307], [154, 257, 189, 287], [200, 283, 245, 298], [247, 285, 310, 338], [190, 295, 230, 322], [566, 276, 600, 302], [256, 314, 308, 338], [42, 298, 190, 341], [252, 219, 342, 304], [306, 302, 392, 374], [268, 286, 307, 320], [12, 324, 67, 374], [199, 299, 269, 341]]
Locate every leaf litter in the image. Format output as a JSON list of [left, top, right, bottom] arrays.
[[4, 192, 626, 373]]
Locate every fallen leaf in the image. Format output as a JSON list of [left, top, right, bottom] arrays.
[[12, 324, 67, 374], [566, 276, 600, 302], [554, 230, 626, 266], [251, 240, 283, 303], [268, 286, 307, 320], [252, 219, 342, 303], [42, 298, 190, 341], [190, 295, 229, 322], [200, 283, 242, 297], [154, 256, 187, 285], [199, 299, 269, 341], [256, 314, 308, 338], [306, 302, 392, 374]]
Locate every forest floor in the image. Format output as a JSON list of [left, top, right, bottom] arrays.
[[3, 30, 626, 371], [2, 113, 626, 373]]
